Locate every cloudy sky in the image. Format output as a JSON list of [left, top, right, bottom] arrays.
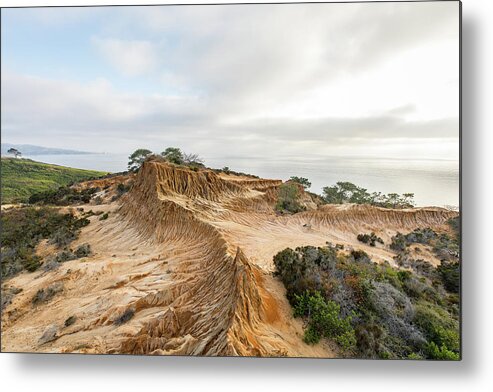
[[1, 2, 460, 161]]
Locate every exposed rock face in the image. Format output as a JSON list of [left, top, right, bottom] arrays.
[[291, 204, 457, 231], [39, 324, 58, 345], [1, 161, 457, 356], [116, 162, 289, 356]]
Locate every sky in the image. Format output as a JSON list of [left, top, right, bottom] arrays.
[[1, 2, 460, 161]]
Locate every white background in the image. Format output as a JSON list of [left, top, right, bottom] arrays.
[[0, 0, 491, 391]]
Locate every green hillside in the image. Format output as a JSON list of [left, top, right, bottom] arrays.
[[1, 158, 108, 204]]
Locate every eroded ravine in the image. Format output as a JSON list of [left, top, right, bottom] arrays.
[[1, 161, 457, 356]]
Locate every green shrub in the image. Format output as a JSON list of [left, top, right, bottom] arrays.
[[448, 216, 460, 241], [213, 167, 259, 178], [397, 270, 412, 282], [116, 183, 130, 195], [74, 243, 92, 258], [289, 176, 311, 189], [22, 251, 42, 272], [413, 302, 457, 334], [431, 325, 460, 352], [53, 250, 77, 263], [64, 316, 77, 327], [32, 282, 64, 306], [355, 322, 385, 358], [322, 181, 414, 208], [350, 249, 372, 264], [1, 286, 23, 311], [160, 147, 184, 165], [29, 186, 100, 205], [99, 212, 109, 221], [273, 246, 337, 303], [425, 342, 459, 360], [407, 352, 424, 360], [114, 308, 135, 325], [357, 232, 384, 247], [294, 292, 356, 350], [112, 182, 132, 201], [275, 183, 305, 214], [413, 301, 459, 359], [1, 207, 91, 277], [437, 261, 460, 293], [49, 226, 78, 248], [390, 233, 408, 252], [391, 228, 459, 266], [273, 242, 460, 360], [43, 243, 92, 272], [303, 325, 321, 344], [379, 351, 391, 359]]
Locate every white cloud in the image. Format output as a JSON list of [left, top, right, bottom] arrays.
[[2, 2, 460, 161], [92, 37, 158, 77], [1, 69, 458, 160], [118, 1, 458, 116], [1, 71, 210, 151]]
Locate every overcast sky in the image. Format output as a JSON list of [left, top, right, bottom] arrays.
[[1, 2, 460, 161]]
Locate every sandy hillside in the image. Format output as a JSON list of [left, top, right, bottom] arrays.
[[1, 160, 457, 357]]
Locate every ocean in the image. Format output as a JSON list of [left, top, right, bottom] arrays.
[[23, 154, 459, 208]]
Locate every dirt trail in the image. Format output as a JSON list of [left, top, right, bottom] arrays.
[[1, 161, 456, 356]]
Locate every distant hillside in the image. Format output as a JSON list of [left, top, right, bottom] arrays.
[[1, 158, 108, 204], [1, 143, 92, 156]]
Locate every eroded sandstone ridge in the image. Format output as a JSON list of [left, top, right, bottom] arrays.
[[1, 160, 457, 356]]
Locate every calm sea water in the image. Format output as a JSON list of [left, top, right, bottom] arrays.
[[25, 154, 459, 208]]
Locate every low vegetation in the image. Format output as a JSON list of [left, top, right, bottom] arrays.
[[64, 315, 77, 327], [275, 183, 306, 214], [357, 232, 384, 247], [43, 243, 92, 272], [1, 285, 22, 310], [32, 282, 64, 306], [114, 308, 135, 325], [390, 228, 438, 252], [127, 147, 205, 172], [437, 261, 460, 294], [293, 291, 356, 348], [109, 184, 131, 202], [1, 206, 91, 277], [289, 176, 311, 190], [127, 149, 153, 172], [322, 181, 415, 208], [274, 234, 460, 359], [1, 158, 107, 204], [28, 186, 101, 205], [390, 225, 460, 262], [214, 167, 259, 178]]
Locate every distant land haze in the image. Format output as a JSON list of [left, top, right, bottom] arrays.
[[10, 152, 459, 208], [1, 143, 93, 156]]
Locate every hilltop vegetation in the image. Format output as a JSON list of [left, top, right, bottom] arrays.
[[1, 158, 107, 204], [127, 147, 205, 172], [274, 218, 460, 360], [323, 181, 415, 208], [0, 206, 91, 277], [275, 183, 306, 214]]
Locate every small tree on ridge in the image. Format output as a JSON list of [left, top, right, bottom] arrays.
[[128, 149, 152, 172]]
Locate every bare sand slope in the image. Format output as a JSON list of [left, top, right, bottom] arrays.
[[1, 161, 457, 357]]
